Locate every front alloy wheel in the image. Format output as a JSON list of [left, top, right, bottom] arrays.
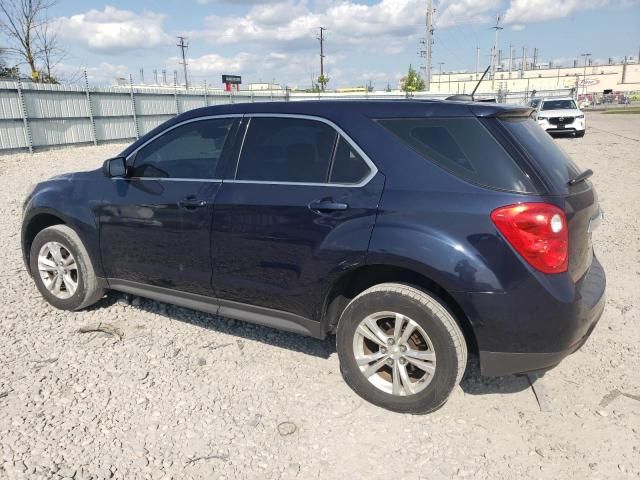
[[37, 241, 79, 299]]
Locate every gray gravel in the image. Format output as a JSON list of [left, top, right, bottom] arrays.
[[1, 113, 639, 479]]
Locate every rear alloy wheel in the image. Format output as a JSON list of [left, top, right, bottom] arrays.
[[352, 311, 437, 396], [337, 283, 467, 414], [29, 225, 104, 310]]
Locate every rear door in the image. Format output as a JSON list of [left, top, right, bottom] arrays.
[[211, 115, 384, 324], [99, 117, 238, 295]]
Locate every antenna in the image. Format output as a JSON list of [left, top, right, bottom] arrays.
[[471, 65, 491, 100]]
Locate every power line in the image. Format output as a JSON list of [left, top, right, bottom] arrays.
[[176, 36, 189, 90]]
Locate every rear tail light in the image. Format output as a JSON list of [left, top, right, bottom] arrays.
[[491, 203, 568, 274]]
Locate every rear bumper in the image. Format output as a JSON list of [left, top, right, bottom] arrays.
[[453, 254, 606, 377], [479, 292, 604, 376]]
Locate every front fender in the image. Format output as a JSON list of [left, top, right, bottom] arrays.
[[22, 173, 105, 277]]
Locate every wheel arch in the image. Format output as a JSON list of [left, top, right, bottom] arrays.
[[323, 264, 478, 353], [22, 212, 67, 272]]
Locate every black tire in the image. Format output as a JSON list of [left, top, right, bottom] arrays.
[[575, 130, 585, 138], [336, 283, 467, 414], [29, 225, 104, 311]]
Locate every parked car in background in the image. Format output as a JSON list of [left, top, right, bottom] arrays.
[[22, 100, 605, 414], [528, 97, 586, 137]]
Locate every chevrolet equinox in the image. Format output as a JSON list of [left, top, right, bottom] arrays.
[[22, 100, 606, 413]]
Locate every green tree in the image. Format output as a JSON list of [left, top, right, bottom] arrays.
[[0, 48, 19, 78], [401, 64, 425, 92], [317, 74, 329, 91]]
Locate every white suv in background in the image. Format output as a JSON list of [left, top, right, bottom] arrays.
[[528, 97, 586, 137]]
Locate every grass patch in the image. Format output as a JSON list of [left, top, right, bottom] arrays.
[[601, 107, 640, 114]]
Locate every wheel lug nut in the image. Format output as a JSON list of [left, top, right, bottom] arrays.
[[380, 347, 387, 354], [399, 345, 407, 353], [386, 358, 394, 366], [399, 358, 407, 365], [387, 338, 395, 346]]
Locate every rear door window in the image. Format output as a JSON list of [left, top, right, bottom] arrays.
[[236, 117, 337, 183], [330, 137, 371, 184], [378, 117, 536, 193]]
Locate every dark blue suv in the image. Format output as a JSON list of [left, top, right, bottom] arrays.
[[22, 100, 605, 413]]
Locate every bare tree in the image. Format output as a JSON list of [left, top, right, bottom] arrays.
[[0, 0, 63, 82], [35, 17, 63, 82]]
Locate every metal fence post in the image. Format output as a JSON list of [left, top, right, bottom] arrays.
[[16, 80, 33, 153], [129, 74, 139, 140], [84, 71, 97, 145], [204, 80, 209, 107]]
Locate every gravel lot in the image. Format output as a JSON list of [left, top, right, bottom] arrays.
[[1, 113, 639, 480]]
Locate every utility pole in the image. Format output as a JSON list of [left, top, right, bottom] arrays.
[[153, 69, 158, 84], [176, 36, 189, 90], [490, 15, 503, 89], [317, 27, 327, 92], [533, 47, 539, 70], [139, 68, 144, 84], [581, 53, 591, 96], [476, 46, 480, 80], [508, 44, 513, 79], [424, 0, 433, 91], [437, 62, 444, 92], [521, 47, 527, 78]]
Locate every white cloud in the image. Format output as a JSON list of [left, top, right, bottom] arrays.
[[503, 0, 608, 24], [53, 6, 172, 53], [436, 0, 501, 28]]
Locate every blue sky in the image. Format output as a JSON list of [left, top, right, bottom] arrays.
[[19, 0, 640, 88]]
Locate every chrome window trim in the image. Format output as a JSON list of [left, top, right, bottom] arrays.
[[122, 114, 243, 182], [118, 112, 379, 187], [228, 113, 378, 188]]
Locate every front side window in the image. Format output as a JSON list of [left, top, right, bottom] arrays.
[[236, 117, 338, 183], [378, 117, 536, 193], [130, 118, 234, 179], [541, 99, 577, 110]]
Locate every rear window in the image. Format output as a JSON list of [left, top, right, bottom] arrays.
[[378, 117, 535, 193], [498, 117, 582, 190]]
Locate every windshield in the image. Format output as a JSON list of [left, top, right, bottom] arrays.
[[542, 99, 577, 110]]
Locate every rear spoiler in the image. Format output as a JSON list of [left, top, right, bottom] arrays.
[[486, 107, 534, 118]]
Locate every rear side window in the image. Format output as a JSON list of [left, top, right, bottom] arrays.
[[378, 118, 535, 192], [236, 117, 337, 183], [330, 137, 370, 184], [499, 117, 582, 191], [131, 118, 233, 179]]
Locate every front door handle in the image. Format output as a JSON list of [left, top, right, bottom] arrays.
[[308, 200, 349, 212], [178, 198, 207, 210]]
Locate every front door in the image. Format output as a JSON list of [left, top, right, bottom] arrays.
[[99, 117, 238, 296], [212, 116, 384, 325]]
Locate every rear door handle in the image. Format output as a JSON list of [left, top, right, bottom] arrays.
[[308, 200, 349, 212], [178, 198, 207, 210]]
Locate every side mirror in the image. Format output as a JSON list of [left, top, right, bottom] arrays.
[[103, 157, 128, 178]]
